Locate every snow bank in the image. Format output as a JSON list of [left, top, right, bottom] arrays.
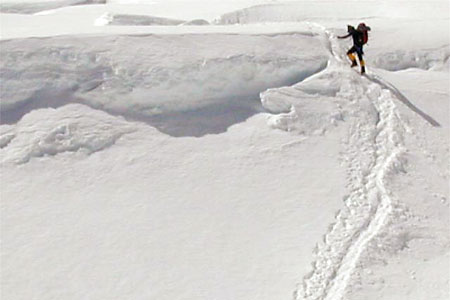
[[0, 104, 136, 164], [0, 33, 328, 135], [0, 0, 106, 14]]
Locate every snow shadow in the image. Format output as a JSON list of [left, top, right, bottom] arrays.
[[0, 70, 318, 137], [367, 74, 441, 127], [0, 88, 81, 125], [118, 98, 263, 137]]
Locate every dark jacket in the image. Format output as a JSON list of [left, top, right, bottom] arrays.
[[338, 26, 365, 47]]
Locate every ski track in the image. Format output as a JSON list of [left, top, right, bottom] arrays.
[[296, 25, 407, 300]]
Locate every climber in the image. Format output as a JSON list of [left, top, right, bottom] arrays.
[[338, 23, 371, 74]]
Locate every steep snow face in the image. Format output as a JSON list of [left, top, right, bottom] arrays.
[[0, 33, 328, 136]]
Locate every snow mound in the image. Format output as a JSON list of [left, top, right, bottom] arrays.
[[0, 104, 136, 164], [261, 67, 347, 135], [0, 0, 106, 14], [0, 33, 328, 136]]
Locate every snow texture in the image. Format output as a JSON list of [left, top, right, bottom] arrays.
[[1, 1, 449, 300], [0, 104, 136, 164]]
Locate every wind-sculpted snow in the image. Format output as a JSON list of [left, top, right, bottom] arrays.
[[0, 0, 106, 14], [0, 33, 328, 136], [0, 104, 136, 164]]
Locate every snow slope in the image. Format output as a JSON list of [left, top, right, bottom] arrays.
[[1, 1, 449, 300]]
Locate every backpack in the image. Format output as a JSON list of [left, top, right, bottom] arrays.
[[362, 30, 369, 45], [357, 23, 371, 45]]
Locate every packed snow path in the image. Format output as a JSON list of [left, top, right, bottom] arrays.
[[261, 23, 444, 300], [281, 26, 412, 300]]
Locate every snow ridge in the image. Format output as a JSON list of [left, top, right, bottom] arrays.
[[296, 28, 407, 300]]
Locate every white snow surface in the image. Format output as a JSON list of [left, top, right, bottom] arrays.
[[1, 1, 449, 300]]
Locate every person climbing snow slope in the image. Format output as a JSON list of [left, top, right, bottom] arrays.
[[338, 23, 371, 74]]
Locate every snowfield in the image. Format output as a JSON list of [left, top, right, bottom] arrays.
[[1, 1, 449, 300]]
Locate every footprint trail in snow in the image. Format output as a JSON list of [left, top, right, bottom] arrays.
[[262, 25, 410, 300]]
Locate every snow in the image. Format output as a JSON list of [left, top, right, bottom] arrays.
[[1, 1, 449, 300], [0, 32, 327, 136], [1, 104, 137, 164], [0, 0, 106, 14]]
